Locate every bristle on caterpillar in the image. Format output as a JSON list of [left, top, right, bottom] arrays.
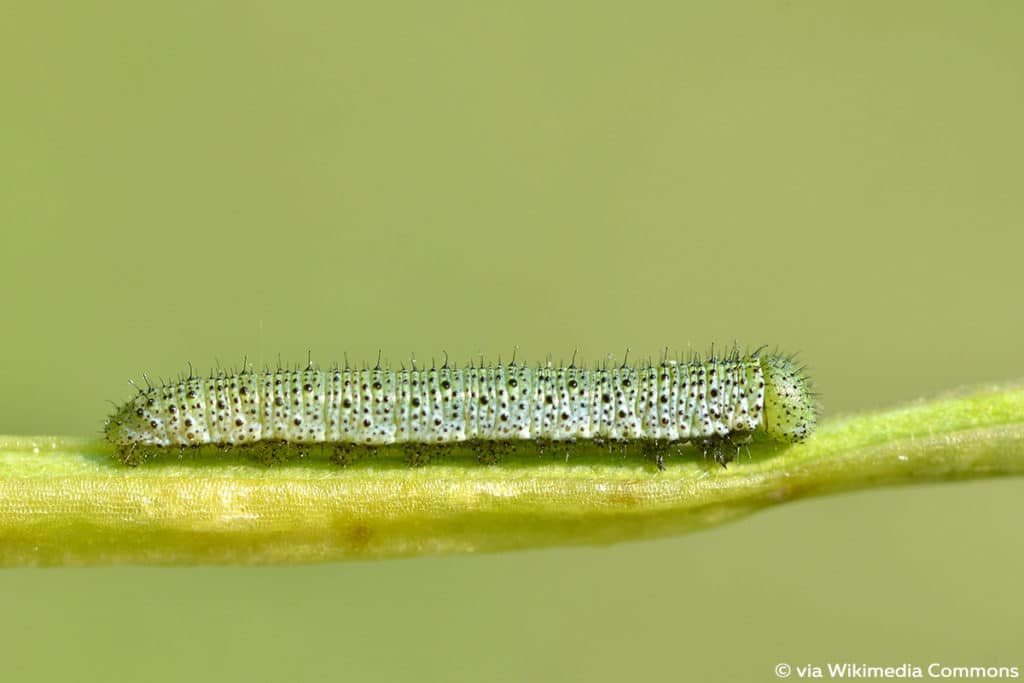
[[105, 351, 817, 470]]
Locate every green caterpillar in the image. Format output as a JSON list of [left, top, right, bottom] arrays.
[[106, 351, 816, 469]]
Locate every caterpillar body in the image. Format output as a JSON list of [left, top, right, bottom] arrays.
[[105, 352, 816, 469]]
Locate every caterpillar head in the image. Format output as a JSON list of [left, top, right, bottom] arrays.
[[105, 393, 166, 447], [762, 355, 817, 442]]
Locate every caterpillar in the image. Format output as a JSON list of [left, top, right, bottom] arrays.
[[104, 351, 817, 469]]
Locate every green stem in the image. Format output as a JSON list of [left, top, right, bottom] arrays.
[[1, 382, 1022, 566]]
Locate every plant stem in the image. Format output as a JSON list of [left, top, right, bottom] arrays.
[[1, 382, 1022, 566]]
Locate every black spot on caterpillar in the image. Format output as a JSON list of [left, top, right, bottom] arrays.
[[105, 351, 817, 469]]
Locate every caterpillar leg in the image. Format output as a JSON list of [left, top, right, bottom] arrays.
[[114, 443, 143, 467], [405, 442, 450, 467], [701, 432, 755, 467], [474, 440, 512, 465], [250, 440, 297, 465], [639, 440, 671, 471], [701, 436, 738, 468], [330, 443, 358, 466], [532, 437, 554, 456], [113, 442, 173, 466]]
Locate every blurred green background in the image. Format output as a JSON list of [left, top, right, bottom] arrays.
[[2, 1, 1021, 680]]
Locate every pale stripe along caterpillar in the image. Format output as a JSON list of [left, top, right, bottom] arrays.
[[105, 350, 817, 469]]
